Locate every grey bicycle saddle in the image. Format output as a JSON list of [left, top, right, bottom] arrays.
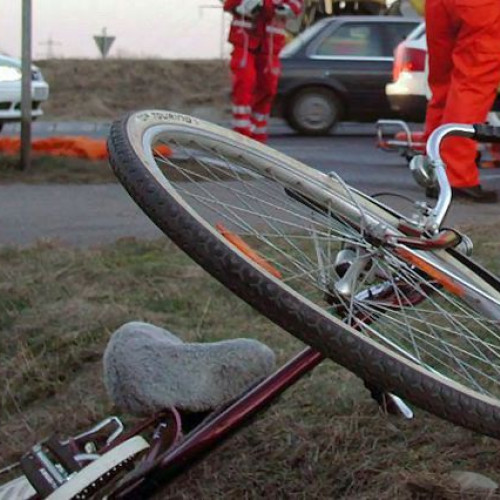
[[103, 322, 275, 416]]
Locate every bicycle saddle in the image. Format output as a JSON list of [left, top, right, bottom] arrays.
[[103, 322, 276, 415]]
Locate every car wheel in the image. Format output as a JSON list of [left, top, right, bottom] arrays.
[[286, 87, 342, 135]]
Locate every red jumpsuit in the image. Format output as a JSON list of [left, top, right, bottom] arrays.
[[224, 0, 303, 143], [424, 0, 500, 188]]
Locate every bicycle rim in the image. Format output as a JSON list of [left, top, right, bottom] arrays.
[[108, 111, 500, 437]]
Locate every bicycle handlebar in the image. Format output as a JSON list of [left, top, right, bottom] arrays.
[[427, 123, 500, 163], [472, 124, 500, 144], [423, 123, 500, 233]]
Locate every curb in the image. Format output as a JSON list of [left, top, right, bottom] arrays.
[[3, 119, 423, 138]]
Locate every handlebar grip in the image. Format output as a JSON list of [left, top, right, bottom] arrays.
[[472, 124, 500, 143]]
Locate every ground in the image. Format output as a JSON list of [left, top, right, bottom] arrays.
[[2, 236, 500, 500], [1, 59, 499, 499], [37, 59, 232, 121]]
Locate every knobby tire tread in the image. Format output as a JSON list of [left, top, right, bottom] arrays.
[[107, 114, 500, 439]]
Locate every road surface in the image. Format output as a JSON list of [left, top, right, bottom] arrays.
[[0, 121, 498, 247]]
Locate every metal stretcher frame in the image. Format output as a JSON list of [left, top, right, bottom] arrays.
[[375, 119, 426, 160]]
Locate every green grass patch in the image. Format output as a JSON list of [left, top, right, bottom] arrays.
[[0, 232, 499, 499]]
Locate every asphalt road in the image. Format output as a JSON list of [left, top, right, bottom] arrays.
[[1, 120, 499, 247]]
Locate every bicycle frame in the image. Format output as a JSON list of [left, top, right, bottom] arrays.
[[107, 123, 500, 498], [5, 122, 500, 499], [109, 348, 325, 498], [109, 313, 413, 497]]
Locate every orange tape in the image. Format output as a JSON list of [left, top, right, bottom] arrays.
[[395, 247, 464, 297], [0, 136, 172, 160], [216, 223, 282, 279]]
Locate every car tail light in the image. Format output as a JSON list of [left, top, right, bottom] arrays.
[[392, 46, 426, 81]]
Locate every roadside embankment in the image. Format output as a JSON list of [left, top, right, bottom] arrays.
[[36, 58, 232, 121]]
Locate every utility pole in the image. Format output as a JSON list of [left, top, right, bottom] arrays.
[[39, 36, 61, 59], [20, 0, 32, 171]]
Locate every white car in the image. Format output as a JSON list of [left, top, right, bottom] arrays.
[[385, 22, 500, 122], [0, 54, 50, 131], [385, 22, 427, 121]]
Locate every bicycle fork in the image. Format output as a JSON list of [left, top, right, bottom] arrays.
[[314, 241, 414, 419]]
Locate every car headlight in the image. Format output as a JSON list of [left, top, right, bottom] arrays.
[[0, 65, 22, 82]]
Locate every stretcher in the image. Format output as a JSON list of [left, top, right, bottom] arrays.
[[376, 119, 500, 169]]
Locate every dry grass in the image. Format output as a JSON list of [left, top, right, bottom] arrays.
[[36, 59, 231, 121], [0, 233, 499, 499], [0, 154, 115, 184]]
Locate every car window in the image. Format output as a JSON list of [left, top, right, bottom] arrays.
[[280, 19, 330, 57], [406, 22, 426, 41], [313, 23, 384, 58], [383, 23, 421, 55]]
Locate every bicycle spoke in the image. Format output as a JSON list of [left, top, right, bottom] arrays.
[[148, 130, 500, 400]]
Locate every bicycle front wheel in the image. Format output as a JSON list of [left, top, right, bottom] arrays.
[[108, 110, 500, 438]]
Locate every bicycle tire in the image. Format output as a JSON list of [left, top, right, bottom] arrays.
[[107, 110, 500, 438], [46, 436, 149, 500]]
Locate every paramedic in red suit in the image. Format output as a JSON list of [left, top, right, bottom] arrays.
[[224, 0, 303, 143], [424, 0, 500, 203]]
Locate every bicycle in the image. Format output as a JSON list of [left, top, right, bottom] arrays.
[[1, 111, 499, 499]]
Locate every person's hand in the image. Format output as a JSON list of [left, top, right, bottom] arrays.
[[235, 0, 263, 16], [275, 4, 295, 17]]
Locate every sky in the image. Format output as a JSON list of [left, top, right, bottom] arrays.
[[0, 0, 232, 60]]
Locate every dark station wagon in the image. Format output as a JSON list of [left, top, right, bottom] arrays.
[[274, 16, 421, 135]]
